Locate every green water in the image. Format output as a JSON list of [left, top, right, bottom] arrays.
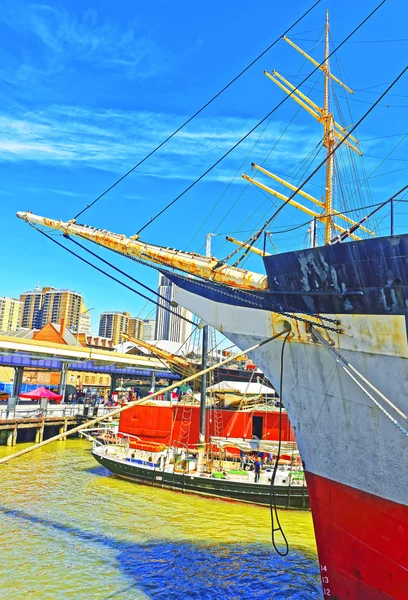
[[0, 440, 320, 599]]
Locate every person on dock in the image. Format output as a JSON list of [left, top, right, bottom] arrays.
[[254, 456, 261, 483], [240, 450, 246, 470]]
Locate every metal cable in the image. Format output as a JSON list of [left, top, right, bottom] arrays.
[[32, 226, 195, 326], [232, 62, 408, 265], [135, 1, 386, 236], [73, 1, 320, 221]]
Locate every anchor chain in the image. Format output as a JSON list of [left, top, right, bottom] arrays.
[[161, 269, 343, 335]]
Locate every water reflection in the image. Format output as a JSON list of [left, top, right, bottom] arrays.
[[0, 440, 320, 599]]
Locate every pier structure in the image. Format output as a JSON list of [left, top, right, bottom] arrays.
[[0, 333, 180, 403], [0, 416, 67, 447], [0, 408, 103, 446]]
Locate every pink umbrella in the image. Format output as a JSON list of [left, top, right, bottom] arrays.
[[19, 386, 63, 403]]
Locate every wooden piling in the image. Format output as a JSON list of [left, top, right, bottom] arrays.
[[39, 421, 44, 443], [12, 425, 18, 446]]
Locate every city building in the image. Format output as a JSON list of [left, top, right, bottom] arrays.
[[78, 305, 92, 335], [128, 317, 144, 340], [0, 297, 23, 331], [76, 334, 114, 350], [20, 286, 84, 332], [142, 319, 155, 340], [68, 371, 111, 394], [99, 311, 130, 346], [19, 285, 43, 329], [154, 274, 192, 345]]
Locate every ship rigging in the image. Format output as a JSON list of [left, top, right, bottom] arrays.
[[12, 6, 408, 599]]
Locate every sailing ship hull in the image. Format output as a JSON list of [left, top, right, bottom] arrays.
[[165, 234, 408, 599], [118, 403, 295, 448], [92, 450, 309, 509]]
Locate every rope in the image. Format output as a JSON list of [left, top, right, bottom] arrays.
[[329, 184, 408, 243], [311, 327, 408, 437], [73, 1, 320, 221], [66, 235, 177, 307], [178, 397, 193, 447], [270, 332, 290, 556]]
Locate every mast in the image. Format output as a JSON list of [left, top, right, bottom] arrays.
[[244, 15, 370, 246], [323, 9, 335, 244], [199, 325, 208, 444], [308, 218, 317, 248], [120, 332, 193, 375], [199, 236, 212, 447]]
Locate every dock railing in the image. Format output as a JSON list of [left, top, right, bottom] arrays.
[[0, 400, 114, 421]]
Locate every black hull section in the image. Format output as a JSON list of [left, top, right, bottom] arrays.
[[165, 234, 408, 318], [92, 452, 309, 509]]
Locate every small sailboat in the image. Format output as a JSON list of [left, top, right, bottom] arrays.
[[89, 432, 308, 509]]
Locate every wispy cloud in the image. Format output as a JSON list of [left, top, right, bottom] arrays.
[[0, 3, 167, 85], [21, 186, 82, 198], [0, 104, 317, 184]]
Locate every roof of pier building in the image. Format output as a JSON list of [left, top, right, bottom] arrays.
[[32, 322, 83, 347]]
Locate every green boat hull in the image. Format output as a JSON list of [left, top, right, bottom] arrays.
[[92, 451, 309, 510]]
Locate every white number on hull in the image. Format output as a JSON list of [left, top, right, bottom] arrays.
[[321, 565, 331, 595]]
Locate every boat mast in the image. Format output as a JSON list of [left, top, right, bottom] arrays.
[[199, 235, 212, 447], [323, 9, 335, 244], [200, 325, 208, 444], [242, 14, 372, 246], [197, 236, 211, 472]]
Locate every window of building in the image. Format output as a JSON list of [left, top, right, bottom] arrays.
[[85, 376, 89, 384]]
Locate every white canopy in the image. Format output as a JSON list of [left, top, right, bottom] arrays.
[[211, 437, 298, 454], [207, 380, 276, 395]]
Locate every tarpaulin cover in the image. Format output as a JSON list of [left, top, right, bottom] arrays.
[[19, 386, 63, 403]]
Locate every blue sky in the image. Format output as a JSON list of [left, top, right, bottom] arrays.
[[1, 0, 408, 332]]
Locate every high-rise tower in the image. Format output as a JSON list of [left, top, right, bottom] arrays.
[[20, 286, 84, 331], [154, 274, 192, 345], [99, 311, 130, 346]]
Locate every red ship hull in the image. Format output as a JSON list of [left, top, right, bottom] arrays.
[[119, 403, 295, 447], [306, 472, 408, 599]]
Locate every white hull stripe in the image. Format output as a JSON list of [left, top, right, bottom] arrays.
[[175, 287, 408, 507]]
